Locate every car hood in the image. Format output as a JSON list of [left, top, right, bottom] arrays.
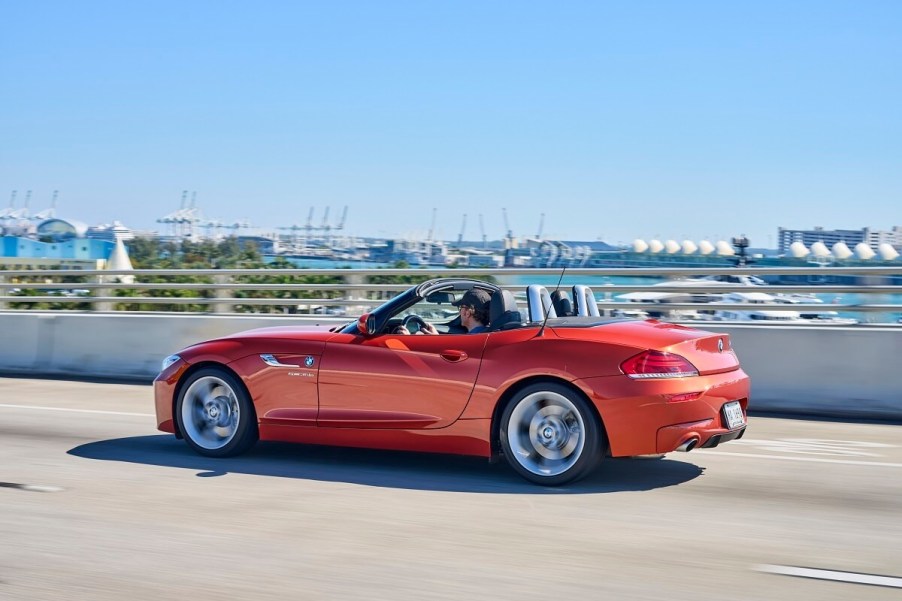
[[222, 325, 339, 341], [176, 325, 340, 364]]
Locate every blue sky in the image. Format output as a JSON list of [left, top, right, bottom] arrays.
[[2, 1, 900, 247]]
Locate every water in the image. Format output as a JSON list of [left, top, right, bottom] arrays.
[[259, 261, 902, 323], [263, 256, 394, 269], [503, 274, 902, 323], [504, 274, 658, 288]]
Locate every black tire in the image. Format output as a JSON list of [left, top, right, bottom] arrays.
[[499, 382, 603, 486], [175, 366, 258, 458]]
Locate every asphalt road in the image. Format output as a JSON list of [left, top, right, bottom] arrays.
[[1, 377, 900, 601]]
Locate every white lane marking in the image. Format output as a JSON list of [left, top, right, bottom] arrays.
[[755, 564, 902, 589], [0, 403, 153, 417], [20, 484, 65, 493], [698, 450, 902, 468], [733, 438, 894, 457]]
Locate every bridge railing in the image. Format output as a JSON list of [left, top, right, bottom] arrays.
[[1, 266, 901, 322]]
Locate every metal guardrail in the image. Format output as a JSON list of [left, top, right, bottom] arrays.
[[1, 266, 901, 321], [2, 265, 902, 277]]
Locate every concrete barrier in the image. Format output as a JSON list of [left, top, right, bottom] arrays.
[[1, 312, 900, 420], [0, 312, 346, 380], [710, 324, 902, 420]]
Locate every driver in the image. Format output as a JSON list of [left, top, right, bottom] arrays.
[[395, 288, 491, 335]]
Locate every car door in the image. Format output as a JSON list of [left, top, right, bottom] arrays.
[[316, 331, 488, 428]]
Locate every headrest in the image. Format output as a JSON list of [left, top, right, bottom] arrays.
[[489, 289, 517, 322], [550, 290, 574, 316], [489, 289, 522, 330]]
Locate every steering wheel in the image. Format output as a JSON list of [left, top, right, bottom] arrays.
[[402, 314, 429, 334]]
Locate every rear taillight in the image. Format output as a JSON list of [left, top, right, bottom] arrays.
[[621, 350, 699, 379]]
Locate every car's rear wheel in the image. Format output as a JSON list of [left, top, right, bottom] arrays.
[[176, 367, 258, 457], [500, 383, 603, 486]]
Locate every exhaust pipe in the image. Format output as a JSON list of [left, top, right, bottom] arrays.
[[676, 437, 699, 452]]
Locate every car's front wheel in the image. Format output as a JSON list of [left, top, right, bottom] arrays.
[[500, 383, 603, 486], [176, 367, 258, 457]]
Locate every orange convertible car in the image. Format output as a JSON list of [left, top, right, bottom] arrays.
[[154, 278, 749, 485]]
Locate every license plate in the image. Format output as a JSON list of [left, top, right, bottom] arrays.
[[723, 401, 745, 430]]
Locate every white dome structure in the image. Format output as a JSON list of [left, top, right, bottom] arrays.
[[681, 240, 698, 254], [810, 241, 831, 258], [648, 239, 664, 253], [715, 240, 735, 256], [878, 243, 900, 260], [789, 241, 809, 258], [665, 239, 681, 254], [698, 240, 715, 255], [832, 241, 853, 260], [854, 243, 876, 260], [632, 239, 649, 253]]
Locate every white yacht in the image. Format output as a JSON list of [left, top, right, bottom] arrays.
[[615, 287, 858, 324], [714, 292, 857, 324]]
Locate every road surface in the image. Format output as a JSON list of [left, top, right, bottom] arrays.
[[1, 377, 900, 600]]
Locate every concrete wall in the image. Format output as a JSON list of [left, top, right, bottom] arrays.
[[1, 312, 900, 420], [711, 324, 902, 420], [0, 312, 348, 380]]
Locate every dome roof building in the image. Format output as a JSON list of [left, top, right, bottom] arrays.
[[36, 218, 89, 242]]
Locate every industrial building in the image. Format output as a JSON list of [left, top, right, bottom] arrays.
[[778, 226, 902, 255]]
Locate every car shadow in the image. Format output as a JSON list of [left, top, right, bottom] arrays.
[[68, 435, 704, 494]]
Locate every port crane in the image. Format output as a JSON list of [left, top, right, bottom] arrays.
[[427, 208, 437, 242], [227, 220, 251, 236], [502, 207, 514, 248], [157, 191, 202, 237], [201, 219, 224, 239], [31, 191, 58, 221], [304, 207, 315, 240], [0, 191, 17, 219], [279, 206, 350, 249], [276, 223, 306, 249], [320, 207, 331, 235], [478, 214, 487, 249], [335, 206, 348, 231], [3, 190, 33, 220]]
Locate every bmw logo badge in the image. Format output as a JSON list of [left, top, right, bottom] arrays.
[[305, 356, 315, 368]]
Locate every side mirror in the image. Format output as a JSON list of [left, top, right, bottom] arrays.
[[357, 313, 377, 335]]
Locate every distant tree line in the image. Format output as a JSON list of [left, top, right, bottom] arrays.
[[3, 237, 444, 313]]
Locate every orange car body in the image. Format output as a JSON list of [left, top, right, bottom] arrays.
[[154, 312, 749, 459]]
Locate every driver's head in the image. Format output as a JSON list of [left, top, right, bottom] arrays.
[[453, 289, 491, 325]]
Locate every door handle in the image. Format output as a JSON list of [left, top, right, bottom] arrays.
[[440, 349, 468, 362]]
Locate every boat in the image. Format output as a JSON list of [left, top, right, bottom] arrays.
[[713, 292, 857, 324], [615, 286, 858, 324]]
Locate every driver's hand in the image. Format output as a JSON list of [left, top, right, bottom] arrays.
[[393, 326, 411, 335], [421, 322, 438, 335]]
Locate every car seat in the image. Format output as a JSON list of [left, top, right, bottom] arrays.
[[550, 290, 574, 316], [489, 289, 523, 331]]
